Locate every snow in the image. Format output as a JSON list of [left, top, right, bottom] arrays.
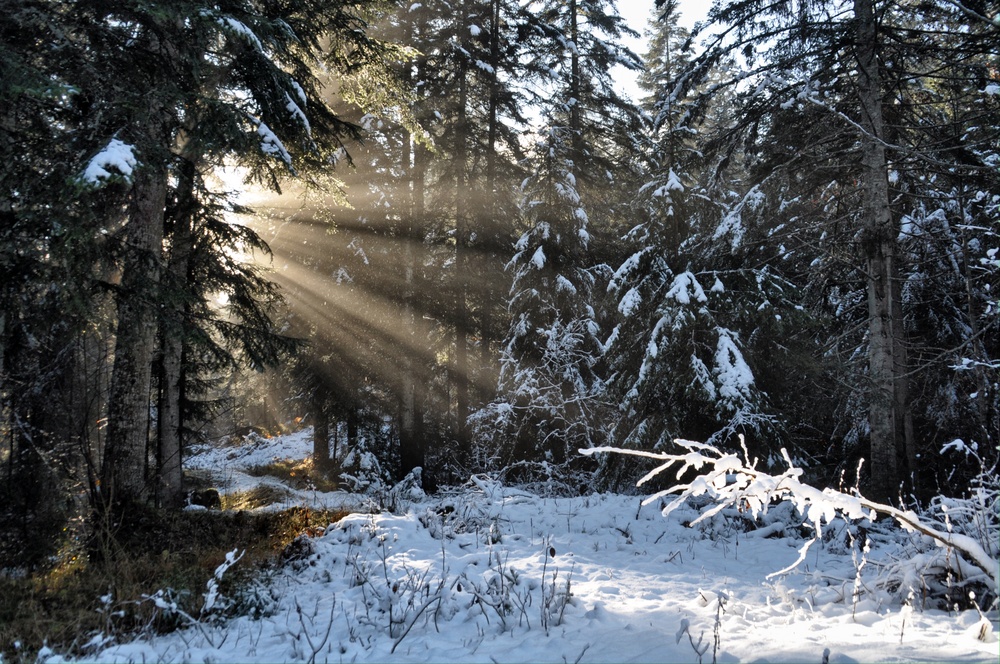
[[530, 246, 546, 269], [289, 80, 308, 107], [216, 16, 264, 52], [284, 92, 311, 135], [618, 287, 641, 316], [665, 271, 708, 305], [252, 118, 293, 169], [81, 139, 137, 185], [609, 248, 649, 292], [555, 274, 577, 294], [713, 329, 754, 404], [50, 430, 998, 663], [652, 169, 685, 197]]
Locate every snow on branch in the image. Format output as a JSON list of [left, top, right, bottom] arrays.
[[580, 438, 999, 588], [214, 15, 264, 52], [81, 138, 137, 186], [248, 114, 295, 172]]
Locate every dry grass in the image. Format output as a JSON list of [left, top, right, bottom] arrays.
[[246, 457, 340, 493], [0, 505, 348, 663], [222, 484, 297, 510]]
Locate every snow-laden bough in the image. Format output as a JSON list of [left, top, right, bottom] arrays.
[[580, 437, 999, 589]]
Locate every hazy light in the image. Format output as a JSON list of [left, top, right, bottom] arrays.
[[238, 184, 504, 414]]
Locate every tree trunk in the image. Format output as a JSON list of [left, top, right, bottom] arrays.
[[477, 0, 503, 396], [157, 157, 196, 509], [312, 390, 330, 471], [855, 0, 907, 502], [103, 159, 167, 511], [398, 120, 425, 482], [347, 410, 358, 452], [453, 1, 471, 457]]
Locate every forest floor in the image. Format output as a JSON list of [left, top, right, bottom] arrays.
[[44, 429, 1000, 663]]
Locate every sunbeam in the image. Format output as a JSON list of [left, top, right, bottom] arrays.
[[234, 184, 507, 432]]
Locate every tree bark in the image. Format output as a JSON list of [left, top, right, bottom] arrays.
[[854, 0, 907, 502], [156, 157, 197, 508], [477, 0, 503, 394], [312, 390, 331, 471], [453, 0, 471, 457], [398, 114, 426, 482], [347, 409, 358, 452], [103, 158, 167, 511]]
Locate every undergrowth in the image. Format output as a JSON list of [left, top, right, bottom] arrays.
[[0, 505, 347, 663]]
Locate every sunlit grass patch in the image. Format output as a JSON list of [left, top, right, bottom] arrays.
[[222, 484, 296, 510], [246, 457, 340, 492]]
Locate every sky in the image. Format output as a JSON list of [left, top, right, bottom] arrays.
[[615, 0, 714, 100], [620, 0, 713, 31]]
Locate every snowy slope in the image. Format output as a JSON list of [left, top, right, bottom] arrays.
[[69, 431, 997, 663]]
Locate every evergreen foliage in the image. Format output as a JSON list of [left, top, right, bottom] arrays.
[[1, 0, 400, 531], [655, 0, 999, 499]]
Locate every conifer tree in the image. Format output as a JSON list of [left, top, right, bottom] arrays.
[[1, 1, 124, 556], [472, 0, 643, 472], [0, 0, 397, 514], [664, 0, 999, 499], [599, 3, 788, 487]]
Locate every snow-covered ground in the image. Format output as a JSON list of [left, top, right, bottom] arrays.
[[71, 430, 997, 663]]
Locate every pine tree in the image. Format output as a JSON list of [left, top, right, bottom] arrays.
[[478, 124, 610, 468], [0, 0, 397, 515], [600, 60, 791, 488], [1, 1, 123, 560], [472, 0, 643, 474], [664, 0, 1000, 499]]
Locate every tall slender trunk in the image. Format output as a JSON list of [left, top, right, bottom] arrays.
[[478, 0, 503, 389], [157, 157, 195, 508], [0, 310, 4, 385], [399, 131, 419, 481], [398, 113, 426, 482], [957, 187, 991, 455], [103, 158, 167, 511], [855, 0, 908, 502], [347, 410, 358, 453], [453, 0, 471, 456]]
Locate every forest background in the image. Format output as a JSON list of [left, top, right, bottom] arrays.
[[0, 0, 997, 619]]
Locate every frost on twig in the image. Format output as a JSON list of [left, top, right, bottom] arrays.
[[580, 437, 999, 589]]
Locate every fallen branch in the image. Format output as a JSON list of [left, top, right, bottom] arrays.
[[581, 438, 998, 588]]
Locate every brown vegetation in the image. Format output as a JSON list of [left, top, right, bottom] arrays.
[[0, 505, 347, 662]]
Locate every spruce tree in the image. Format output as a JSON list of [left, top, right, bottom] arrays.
[[472, 0, 643, 474], [0, 0, 397, 514], [663, 0, 1000, 499]]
